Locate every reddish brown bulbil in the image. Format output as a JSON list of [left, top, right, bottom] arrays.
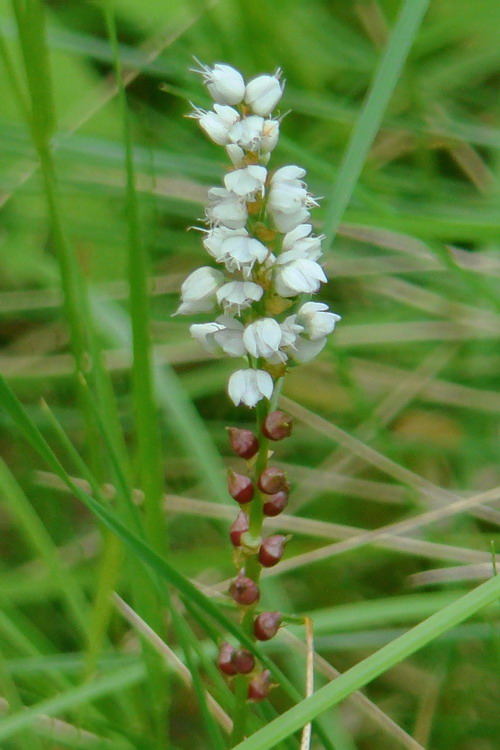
[[262, 489, 289, 517], [257, 466, 290, 495], [229, 571, 260, 605], [230, 510, 249, 547], [233, 649, 255, 674], [253, 611, 282, 641], [227, 427, 260, 459], [258, 535, 287, 567], [217, 642, 238, 676], [262, 411, 293, 441], [227, 469, 254, 504], [248, 670, 272, 701]]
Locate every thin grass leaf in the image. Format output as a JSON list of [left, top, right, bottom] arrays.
[[323, 0, 430, 247]]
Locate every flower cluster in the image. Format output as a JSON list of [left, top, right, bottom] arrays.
[[177, 61, 340, 408]]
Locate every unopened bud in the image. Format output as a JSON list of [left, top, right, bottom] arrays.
[[230, 511, 249, 547], [233, 649, 255, 674], [227, 427, 260, 459], [228, 469, 254, 504], [259, 535, 287, 567], [257, 466, 289, 495], [217, 642, 238, 676], [253, 611, 282, 641], [229, 571, 260, 605], [248, 670, 272, 701], [262, 411, 293, 441], [262, 489, 289, 517]]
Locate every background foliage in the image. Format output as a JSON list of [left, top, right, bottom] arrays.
[[1, 0, 500, 748]]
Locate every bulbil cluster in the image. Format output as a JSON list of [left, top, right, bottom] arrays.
[[221, 410, 291, 700], [176, 61, 340, 409]]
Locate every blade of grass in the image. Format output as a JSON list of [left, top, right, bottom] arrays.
[[102, 1, 166, 554], [232, 574, 500, 750], [0, 663, 143, 745], [323, 0, 430, 247]]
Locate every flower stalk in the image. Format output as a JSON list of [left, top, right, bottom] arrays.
[[176, 60, 341, 740]]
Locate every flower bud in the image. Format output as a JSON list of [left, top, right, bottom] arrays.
[[227, 469, 254, 504], [230, 511, 249, 547], [248, 670, 272, 701], [259, 535, 287, 567], [262, 489, 289, 517], [217, 642, 238, 676], [245, 72, 283, 116], [262, 411, 293, 441], [227, 427, 260, 460], [253, 611, 282, 641], [233, 649, 255, 674], [229, 571, 260, 605], [257, 466, 290, 495]]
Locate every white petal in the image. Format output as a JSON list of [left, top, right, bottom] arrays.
[[261, 119, 280, 153], [282, 224, 312, 250], [226, 143, 245, 166], [270, 208, 311, 234], [216, 281, 263, 313], [292, 337, 327, 363], [203, 227, 248, 261], [271, 165, 306, 184], [189, 322, 224, 353]]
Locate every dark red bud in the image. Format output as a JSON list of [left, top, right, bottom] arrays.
[[248, 670, 272, 701], [229, 571, 260, 605], [228, 469, 254, 504], [257, 466, 290, 495], [262, 489, 289, 517], [262, 411, 293, 441], [259, 535, 287, 568], [217, 642, 238, 676], [253, 611, 282, 641], [230, 510, 249, 547], [233, 649, 255, 674], [227, 427, 260, 459]]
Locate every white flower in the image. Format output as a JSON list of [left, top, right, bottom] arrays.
[[281, 224, 323, 261], [203, 226, 248, 262], [243, 318, 283, 360], [212, 315, 246, 356], [224, 165, 267, 199], [216, 281, 263, 314], [296, 302, 341, 339], [229, 115, 265, 151], [228, 369, 274, 407], [176, 266, 224, 314], [268, 168, 319, 233], [220, 234, 269, 274], [189, 321, 225, 353], [190, 104, 240, 145], [206, 188, 248, 229], [274, 258, 327, 297], [194, 61, 245, 105], [245, 71, 284, 116]]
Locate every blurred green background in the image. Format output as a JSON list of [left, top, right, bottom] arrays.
[[1, 1, 500, 748]]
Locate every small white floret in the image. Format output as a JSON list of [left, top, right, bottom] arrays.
[[243, 318, 283, 359], [194, 61, 245, 105], [176, 266, 224, 314], [244, 71, 284, 116], [228, 368, 274, 407]]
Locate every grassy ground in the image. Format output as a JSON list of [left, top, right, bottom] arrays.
[[1, 0, 500, 748]]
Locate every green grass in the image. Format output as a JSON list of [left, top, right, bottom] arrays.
[[1, 0, 500, 748]]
